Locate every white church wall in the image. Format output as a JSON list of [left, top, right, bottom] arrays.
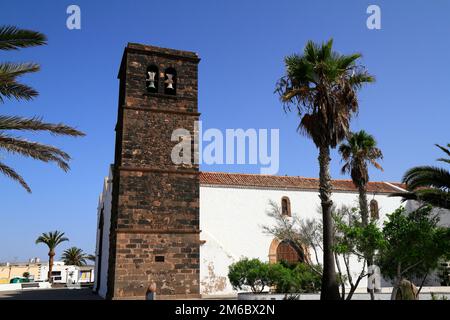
[[94, 167, 113, 298], [199, 184, 404, 296], [199, 231, 237, 295]]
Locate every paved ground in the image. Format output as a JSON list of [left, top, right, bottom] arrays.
[[0, 288, 103, 300]]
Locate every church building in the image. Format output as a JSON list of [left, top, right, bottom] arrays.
[[93, 43, 408, 299]]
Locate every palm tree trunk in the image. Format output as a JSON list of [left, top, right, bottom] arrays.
[[358, 181, 376, 299], [318, 145, 341, 300], [48, 251, 55, 283], [358, 183, 369, 227]]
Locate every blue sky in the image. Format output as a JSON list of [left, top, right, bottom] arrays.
[[0, 0, 449, 261]]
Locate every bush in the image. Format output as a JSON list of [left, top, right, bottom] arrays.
[[228, 258, 270, 293], [228, 258, 321, 294], [271, 263, 321, 293]]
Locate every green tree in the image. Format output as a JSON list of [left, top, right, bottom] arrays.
[[339, 130, 383, 225], [275, 39, 374, 299], [377, 206, 450, 299], [333, 206, 384, 300], [61, 247, 88, 266], [35, 231, 69, 282], [391, 144, 450, 210], [0, 26, 84, 192]]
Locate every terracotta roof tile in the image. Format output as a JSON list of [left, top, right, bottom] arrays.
[[199, 171, 404, 194]]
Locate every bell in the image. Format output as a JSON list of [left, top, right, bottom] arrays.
[[165, 73, 174, 89]]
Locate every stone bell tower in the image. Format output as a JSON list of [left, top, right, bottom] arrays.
[[107, 43, 201, 299]]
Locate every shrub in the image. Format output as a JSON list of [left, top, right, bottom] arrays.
[[228, 258, 321, 294], [271, 263, 321, 293], [228, 258, 270, 293]]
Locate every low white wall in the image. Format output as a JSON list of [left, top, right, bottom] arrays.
[[0, 282, 51, 292], [238, 287, 450, 300]]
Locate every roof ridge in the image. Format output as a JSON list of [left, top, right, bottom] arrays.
[[199, 171, 399, 185]]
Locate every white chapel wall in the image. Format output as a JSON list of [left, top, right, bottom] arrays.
[[94, 167, 113, 298], [199, 184, 404, 295]]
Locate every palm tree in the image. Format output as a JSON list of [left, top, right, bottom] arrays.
[[61, 247, 87, 266], [275, 39, 374, 300], [0, 26, 85, 192], [391, 144, 450, 210], [338, 130, 383, 300], [35, 231, 69, 282], [339, 130, 383, 226]]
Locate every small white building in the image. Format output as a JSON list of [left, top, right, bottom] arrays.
[[39, 261, 95, 284]]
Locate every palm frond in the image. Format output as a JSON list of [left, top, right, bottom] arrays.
[[0, 62, 40, 80], [0, 116, 85, 136], [413, 189, 450, 210], [0, 26, 47, 51], [0, 134, 70, 171], [369, 159, 383, 171], [86, 254, 96, 262], [437, 158, 450, 165], [392, 190, 450, 210], [435, 144, 450, 158], [335, 53, 362, 70], [348, 70, 375, 89], [0, 81, 38, 102], [403, 166, 450, 190], [389, 191, 418, 200], [0, 160, 31, 192], [35, 234, 49, 245], [318, 38, 333, 61], [338, 143, 352, 161]]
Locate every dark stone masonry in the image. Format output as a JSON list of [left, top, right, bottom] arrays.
[[106, 43, 201, 299]]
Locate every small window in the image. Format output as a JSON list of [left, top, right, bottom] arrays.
[[51, 271, 61, 276], [146, 65, 159, 93], [155, 256, 165, 262], [281, 197, 291, 217], [370, 199, 379, 220], [164, 67, 177, 95]]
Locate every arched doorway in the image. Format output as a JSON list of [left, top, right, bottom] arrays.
[[277, 241, 301, 264], [268, 238, 307, 264]]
